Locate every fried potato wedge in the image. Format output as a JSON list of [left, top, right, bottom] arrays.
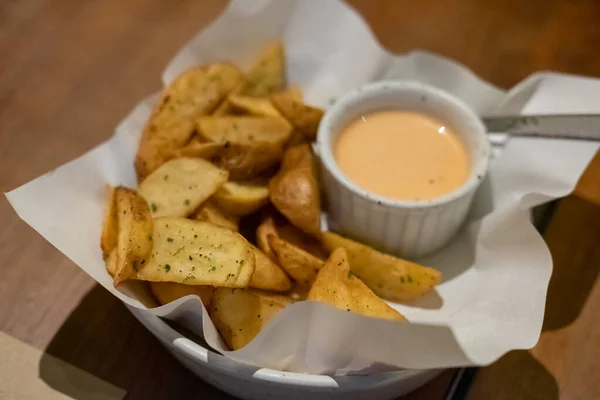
[[209, 287, 291, 350], [167, 139, 225, 161], [269, 144, 321, 235], [250, 245, 292, 292], [308, 248, 406, 321], [212, 99, 233, 116], [321, 232, 442, 302], [197, 116, 292, 148], [214, 142, 283, 181], [256, 215, 278, 260], [192, 200, 239, 231], [228, 95, 281, 118], [100, 185, 118, 259], [241, 42, 285, 96], [287, 284, 310, 302], [105, 248, 117, 277], [256, 214, 326, 261], [135, 64, 243, 179], [281, 86, 303, 102], [138, 158, 228, 218], [271, 92, 324, 140], [150, 282, 214, 306], [213, 181, 270, 217], [268, 234, 324, 286], [276, 220, 327, 259], [113, 187, 154, 286], [135, 218, 255, 287]]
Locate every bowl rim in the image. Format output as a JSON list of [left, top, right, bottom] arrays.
[[316, 80, 490, 210], [127, 305, 431, 387]]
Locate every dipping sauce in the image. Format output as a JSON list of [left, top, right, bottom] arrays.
[[334, 111, 469, 201]]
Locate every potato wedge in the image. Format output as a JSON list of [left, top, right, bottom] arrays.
[[287, 284, 310, 302], [213, 142, 283, 181], [135, 218, 255, 287], [135, 64, 243, 179], [268, 234, 324, 286], [271, 92, 324, 140], [269, 144, 321, 235], [228, 95, 282, 118], [241, 42, 285, 96], [256, 214, 326, 261], [113, 187, 154, 286], [167, 139, 225, 161], [105, 248, 117, 277], [197, 116, 292, 148], [150, 282, 214, 306], [192, 200, 239, 231], [276, 220, 327, 259], [321, 232, 442, 302], [209, 287, 291, 350], [280, 86, 303, 102], [256, 215, 278, 260], [138, 158, 228, 218], [100, 185, 118, 259], [212, 181, 270, 217], [250, 245, 292, 292], [308, 248, 406, 321]]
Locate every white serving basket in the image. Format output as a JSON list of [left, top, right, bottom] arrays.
[[128, 306, 441, 400]]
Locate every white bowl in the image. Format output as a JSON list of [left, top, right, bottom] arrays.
[[317, 81, 489, 258], [128, 305, 441, 400]]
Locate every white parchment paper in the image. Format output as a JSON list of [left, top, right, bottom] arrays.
[[6, 0, 600, 374]]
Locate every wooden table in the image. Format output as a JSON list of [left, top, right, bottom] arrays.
[[2, 1, 600, 399]]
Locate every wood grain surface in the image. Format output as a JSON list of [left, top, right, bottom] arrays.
[[1, 1, 600, 399]]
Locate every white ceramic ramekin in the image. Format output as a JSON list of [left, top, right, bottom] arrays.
[[317, 81, 489, 259]]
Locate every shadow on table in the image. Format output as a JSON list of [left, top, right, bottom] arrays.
[[467, 351, 559, 400], [542, 196, 600, 332], [39, 283, 231, 399]]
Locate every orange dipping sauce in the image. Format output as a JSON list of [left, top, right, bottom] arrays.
[[334, 111, 470, 201]]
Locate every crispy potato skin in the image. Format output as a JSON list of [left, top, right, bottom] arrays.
[[269, 144, 321, 235], [309, 248, 406, 321], [135, 64, 243, 179]]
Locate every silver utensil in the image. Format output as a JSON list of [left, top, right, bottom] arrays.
[[482, 114, 600, 141]]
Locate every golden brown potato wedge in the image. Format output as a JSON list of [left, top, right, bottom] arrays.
[[167, 139, 225, 161], [321, 232, 442, 302], [212, 181, 270, 217], [209, 287, 291, 350], [308, 248, 406, 321], [287, 284, 310, 302], [213, 142, 283, 181], [280, 86, 303, 102], [135, 218, 255, 288], [105, 248, 117, 277], [240, 42, 285, 96], [197, 116, 292, 148], [228, 95, 282, 118], [138, 158, 228, 218], [150, 282, 214, 306], [286, 129, 309, 147], [192, 200, 239, 231], [250, 245, 292, 292], [113, 187, 154, 286], [256, 215, 278, 260], [271, 92, 324, 140], [276, 220, 327, 259], [269, 144, 321, 235], [100, 185, 118, 259], [268, 234, 324, 286], [135, 64, 243, 179], [256, 213, 326, 261]]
